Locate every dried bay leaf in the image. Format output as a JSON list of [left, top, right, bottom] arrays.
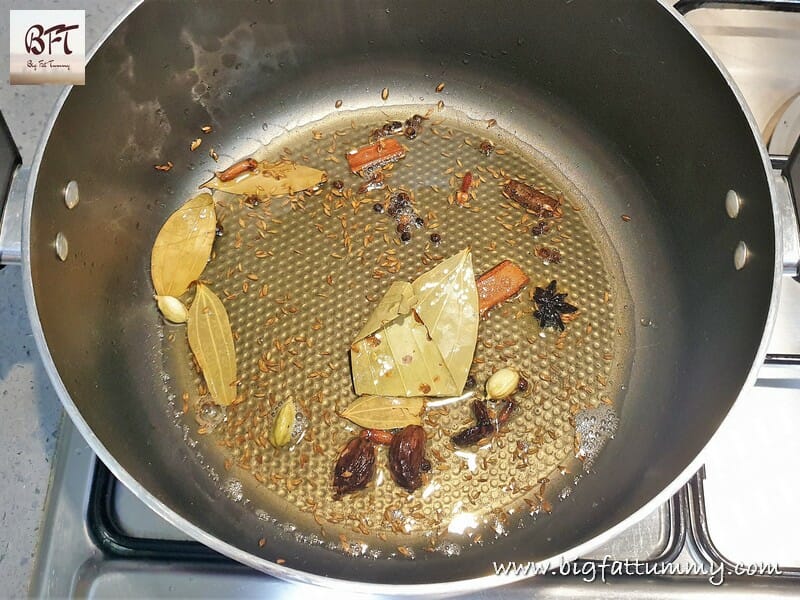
[[350, 248, 479, 397], [340, 396, 425, 430], [188, 283, 238, 406], [151, 193, 216, 297], [411, 248, 479, 393], [201, 159, 326, 197]]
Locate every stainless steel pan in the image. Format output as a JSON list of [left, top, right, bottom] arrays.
[[0, 0, 780, 593]]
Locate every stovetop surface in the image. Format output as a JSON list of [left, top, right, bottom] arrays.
[[27, 3, 800, 598]]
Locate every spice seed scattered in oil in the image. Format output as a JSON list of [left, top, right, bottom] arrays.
[[174, 107, 627, 550]]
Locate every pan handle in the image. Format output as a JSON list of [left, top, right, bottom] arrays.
[[675, 0, 800, 13], [0, 111, 25, 268]]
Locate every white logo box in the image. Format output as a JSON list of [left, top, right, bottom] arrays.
[[10, 9, 85, 85]]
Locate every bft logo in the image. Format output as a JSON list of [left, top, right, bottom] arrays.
[[25, 23, 80, 56], [10, 10, 85, 85]]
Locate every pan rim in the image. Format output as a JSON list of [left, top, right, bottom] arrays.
[[19, 0, 782, 593]]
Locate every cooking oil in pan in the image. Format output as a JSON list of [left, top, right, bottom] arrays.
[[163, 105, 633, 556]]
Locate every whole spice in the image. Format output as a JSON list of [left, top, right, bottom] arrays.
[[154, 161, 173, 172], [370, 121, 405, 140], [479, 140, 494, 156], [535, 246, 562, 264], [476, 259, 530, 317], [497, 400, 516, 427], [155, 295, 189, 324], [187, 283, 238, 406], [382, 190, 426, 242], [451, 396, 516, 448], [403, 115, 426, 140], [502, 180, 561, 217], [358, 171, 385, 194], [216, 158, 258, 182], [350, 249, 479, 397], [531, 220, 549, 236], [456, 171, 473, 205], [333, 437, 376, 499], [388, 425, 431, 491], [359, 428, 395, 445], [203, 159, 325, 197], [151, 193, 217, 298], [533, 280, 578, 331], [486, 367, 520, 400], [268, 398, 296, 448], [346, 138, 406, 176], [340, 395, 425, 429], [451, 399, 494, 447]]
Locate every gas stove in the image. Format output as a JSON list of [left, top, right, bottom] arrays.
[[27, 2, 800, 597]]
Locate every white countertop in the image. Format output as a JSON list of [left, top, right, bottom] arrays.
[[0, 2, 131, 597]]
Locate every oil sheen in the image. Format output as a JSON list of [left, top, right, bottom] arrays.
[[162, 105, 633, 557]]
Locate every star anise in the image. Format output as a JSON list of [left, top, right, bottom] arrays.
[[533, 280, 578, 331]]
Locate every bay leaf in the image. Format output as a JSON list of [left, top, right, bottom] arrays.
[[351, 313, 456, 397], [340, 396, 426, 430], [353, 281, 416, 342], [411, 247, 479, 394], [350, 248, 479, 397], [151, 193, 216, 297], [187, 283, 238, 406], [201, 159, 326, 197]]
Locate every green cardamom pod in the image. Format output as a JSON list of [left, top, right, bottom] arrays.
[[269, 399, 296, 448]]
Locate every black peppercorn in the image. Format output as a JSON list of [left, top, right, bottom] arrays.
[[531, 220, 549, 236], [430, 232, 441, 245], [400, 230, 412, 242], [373, 203, 384, 213]]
